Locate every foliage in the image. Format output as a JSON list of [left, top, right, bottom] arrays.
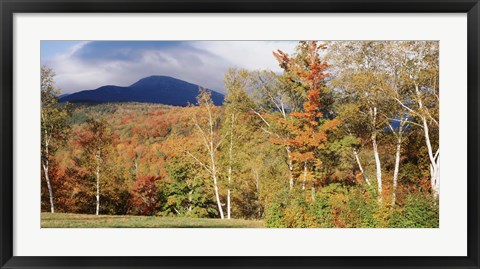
[[389, 192, 439, 228], [160, 158, 218, 218], [129, 175, 160, 216]]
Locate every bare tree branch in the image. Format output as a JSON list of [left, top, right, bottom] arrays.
[[185, 151, 212, 175]]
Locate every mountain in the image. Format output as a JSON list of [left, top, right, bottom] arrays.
[[58, 93, 71, 99], [59, 76, 224, 106]]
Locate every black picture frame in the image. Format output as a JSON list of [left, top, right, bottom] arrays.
[[1, 0, 479, 268]]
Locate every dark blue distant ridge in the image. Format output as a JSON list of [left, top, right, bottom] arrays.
[[59, 75, 224, 106]]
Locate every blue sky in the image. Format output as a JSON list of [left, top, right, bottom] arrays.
[[41, 41, 297, 94]]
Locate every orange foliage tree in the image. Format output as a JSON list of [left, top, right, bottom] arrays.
[[273, 41, 340, 196]]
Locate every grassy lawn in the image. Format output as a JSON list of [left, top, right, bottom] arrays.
[[41, 213, 265, 228]]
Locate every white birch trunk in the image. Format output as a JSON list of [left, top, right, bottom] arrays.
[[210, 144, 224, 219], [391, 136, 402, 206], [432, 158, 440, 200], [353, 149, 370, 186], [227, 189, 231, 220], [188, 116, 224, 219], [207, 106, 224, 219], [415, 85, 440, 200], [423, 117, 440, 200], [42, 162, 55, 213], [42, 132, 55, 213], [251, 108, 294, 190], [95, 158, 100, 216], [371, 107, 382, 202], [387, 115, 406, 206], [372, 137, 382, 202], [212, 172, 224, 219]]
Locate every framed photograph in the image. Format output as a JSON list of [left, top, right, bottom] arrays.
[[1, 0, 479, 268]]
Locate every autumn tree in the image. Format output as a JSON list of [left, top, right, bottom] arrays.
[[250, 70, 301, 190], [129, 175, 159, 216], [328, 41, 394, 202], [222, 68, 252, 219], [335, 103, 372, 186], [273, 41, 340, 197], [187, 89, 225, 219], [41, 66, 70, 213], [161, 156, 218, 218], [329, 41, 439, 203], [392, 41, 439, 200], [381, 42, 412, 205], [74, 118, 113, 215]]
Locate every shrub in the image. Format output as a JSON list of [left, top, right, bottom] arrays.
[[340, 187, 378, 228], [265, 189, 320, 228], [283, 195, 317, 228], [265, 198, 287, 228], [311, 194, 334, 228], [389, 192, 439, 228]]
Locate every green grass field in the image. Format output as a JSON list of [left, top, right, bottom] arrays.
[[41, 213, 265, 228]]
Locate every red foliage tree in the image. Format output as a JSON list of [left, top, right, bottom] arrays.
[[129, 175, 160, 215]]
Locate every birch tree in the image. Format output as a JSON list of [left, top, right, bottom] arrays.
[[188, 89, 225, 219], [335, 71, 387, 202], [329, 41, 439, 202], [336, 103, 372, 187], [41, 66, 69, 213], [393, 41, 440, 200], [386, 114, 408, 205], [75, 118, 113, 215], [250, 70, 302, 190], [328, 42, 391, 202], [222, 68, 252, 219], [381, 42, 414, 205]]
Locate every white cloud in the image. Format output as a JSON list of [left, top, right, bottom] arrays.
[[42, 41, 298, 94], [191, 41, 296, 71]]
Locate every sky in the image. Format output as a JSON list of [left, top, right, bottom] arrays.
[[41, 41, 298, 94]]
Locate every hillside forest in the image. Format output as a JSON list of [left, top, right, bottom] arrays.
[[41, 41, 439, 228]]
